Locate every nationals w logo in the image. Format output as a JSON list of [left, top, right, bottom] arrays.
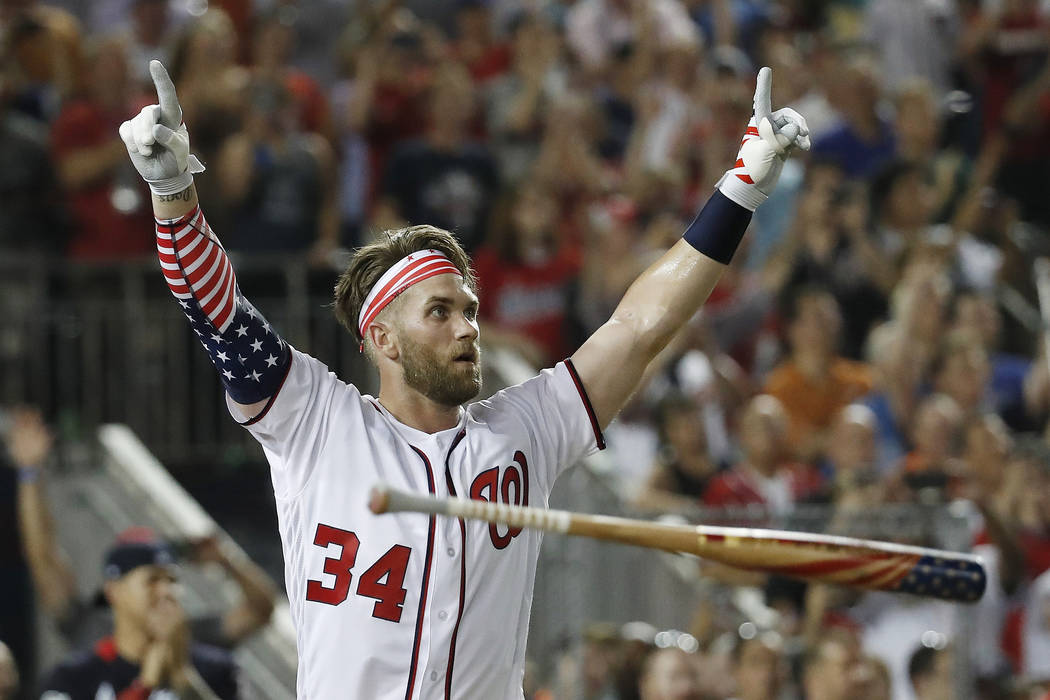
[[469, 451, 530, 549]]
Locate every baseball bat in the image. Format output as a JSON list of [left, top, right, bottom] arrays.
[[369, 485, 986, 603]]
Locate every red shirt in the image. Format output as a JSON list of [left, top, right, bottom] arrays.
[[51, 100, 153, 260], [703, 462, 824, 510], [473, 245, 581, 364]]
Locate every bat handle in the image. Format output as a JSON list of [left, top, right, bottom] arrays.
[[370, 485, 450, 517], [370, 485, 573, 534]]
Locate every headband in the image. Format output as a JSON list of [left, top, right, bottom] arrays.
[[357, 249, 462, 340]]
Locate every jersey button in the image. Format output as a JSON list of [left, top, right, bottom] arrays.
[[438, 610, 448, 620], [430, 671, 439, 681], [447, 547, 456, 557]]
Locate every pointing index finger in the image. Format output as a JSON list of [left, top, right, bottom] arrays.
[[149, 60, 182, 129], [753, 66, 773, 123]]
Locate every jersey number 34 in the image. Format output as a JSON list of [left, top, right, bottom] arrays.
[[305, 524, 411, 622]]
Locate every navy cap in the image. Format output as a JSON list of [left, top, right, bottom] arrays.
[[93, 528, 177, 607], [102, 527, 175, 580]]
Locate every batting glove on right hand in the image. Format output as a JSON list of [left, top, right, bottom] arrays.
[[717, 67, 810, 211], [118, 60, 204, 196]]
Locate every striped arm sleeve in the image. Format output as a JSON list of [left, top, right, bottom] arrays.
[[156, 206, 291, 404]]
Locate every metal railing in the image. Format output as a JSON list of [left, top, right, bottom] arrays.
[[1, 254, 368, 462]]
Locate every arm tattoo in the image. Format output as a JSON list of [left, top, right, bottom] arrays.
[[156, 189, 193, 202]]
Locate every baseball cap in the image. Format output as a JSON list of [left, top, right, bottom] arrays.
[[94, 528, 177, 606]]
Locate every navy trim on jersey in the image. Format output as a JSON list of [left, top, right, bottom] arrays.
[[563, 358, 606, 450], [405, 446, 437, 700], [236, 351, 295, 426], [442, 430, 468, 699]]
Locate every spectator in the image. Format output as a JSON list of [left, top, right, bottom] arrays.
[[452, 0, 511, 84], [951, 291, 1035, 428], [217, 77, 338, 258], [121, 0, 176, 90], [565, 0, 698, 77], [864, 0, 960, 95], [347, 14, 434, 207], [822, 404, 879, 495], [0, 642, 15, 700], [728, 631, 783, 700], [57, 535, 277, 653], [860, 323, 921, 473], [251, 7, 331, 138], [376, 62, 500, 252], [812, 56, 896, 179], [39, 531, 240, 699], [959, 413, 1014, 509], [637, 647, 700, 700], [892, 80, 970, 221], [530, 94, 608, 211], [1, 408, 74, 697], [764, 287, 874, 460], [473, 181, 582, 366], [484, 12, 563, 185], [0, 71, 68, 253], [703, 395, 823, 515], [763, 180, 891, 358], [908, 643, 955, 700], [51, 35, 153, 260], [931, 330, 992, 420], [2, 4, 82, 124], [634, 392, 719, 513], [899, 394, 964, 494]]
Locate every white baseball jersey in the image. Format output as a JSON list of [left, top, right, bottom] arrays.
[[229, 347, 605, 699]]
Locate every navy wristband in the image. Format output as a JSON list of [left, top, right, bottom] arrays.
[[682, 190, 753, 264]]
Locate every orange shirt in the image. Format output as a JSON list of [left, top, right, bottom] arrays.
[[764, 358, 874, 449]]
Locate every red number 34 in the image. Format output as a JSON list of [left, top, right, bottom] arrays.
[[305, 524, 411, 622]]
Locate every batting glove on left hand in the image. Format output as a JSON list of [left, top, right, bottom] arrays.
[[118, 60, 204, 196], [718, 67, 810, 211]]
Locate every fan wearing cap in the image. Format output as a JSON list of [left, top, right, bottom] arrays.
[[119, 58, 807, 698], [39, 532, 239, 700]]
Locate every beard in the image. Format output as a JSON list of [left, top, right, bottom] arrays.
[[400, 335, 482, 407]]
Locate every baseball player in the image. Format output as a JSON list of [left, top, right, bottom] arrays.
[[119, 60, 808, 699]]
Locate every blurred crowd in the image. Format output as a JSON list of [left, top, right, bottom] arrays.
[[6, 0, 1050, 698]]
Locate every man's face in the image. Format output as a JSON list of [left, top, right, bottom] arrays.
[[391, 275, 481, 406], [106, 564, 179, 628]]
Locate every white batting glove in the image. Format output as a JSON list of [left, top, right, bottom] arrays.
[[717, 67, 810, 211], [118, 60, 204, 196]]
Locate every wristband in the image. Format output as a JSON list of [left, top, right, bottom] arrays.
[[682, 190, 753, 264], [146, 154, 205, 196], [17, 466, 41, 484], [716, 169, 768, 212]]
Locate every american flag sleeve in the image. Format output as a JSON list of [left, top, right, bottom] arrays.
[[156, 205, 291, 404]]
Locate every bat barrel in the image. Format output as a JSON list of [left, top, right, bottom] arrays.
[[371, 486, 987, 603]]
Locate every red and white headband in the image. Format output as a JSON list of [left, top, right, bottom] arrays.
[[357, 249, 462, 340]]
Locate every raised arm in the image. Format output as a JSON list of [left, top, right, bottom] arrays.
[[572, 68, 809, 428], [120, 61, 291, 420], [4, 408, 76, 619]]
